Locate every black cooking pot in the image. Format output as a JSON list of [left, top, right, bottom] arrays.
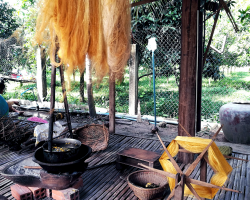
[[33, 144, 92, 173], [42, 138, 82, 163]]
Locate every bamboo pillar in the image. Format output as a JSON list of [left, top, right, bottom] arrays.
[[178, 0, 198, 164]]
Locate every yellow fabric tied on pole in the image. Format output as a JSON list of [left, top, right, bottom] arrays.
[[159, 136, 233, 199]]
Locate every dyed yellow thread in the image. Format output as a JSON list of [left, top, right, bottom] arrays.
[[159, 136, 233, 199], [34, 0, 131, 83]]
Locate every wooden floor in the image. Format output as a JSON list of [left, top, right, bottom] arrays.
[[0, 133, 249, 200]]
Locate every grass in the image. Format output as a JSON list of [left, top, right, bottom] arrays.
[[3, 68, 250, 123]]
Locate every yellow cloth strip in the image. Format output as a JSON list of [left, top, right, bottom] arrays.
[[159, 136, 233, 199]]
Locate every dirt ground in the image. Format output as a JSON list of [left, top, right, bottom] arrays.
[[14, 108, 229, 144], [56, 112, 229, 142]]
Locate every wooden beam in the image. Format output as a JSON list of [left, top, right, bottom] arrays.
[[178, 0, 198, 164], [131, 0, 159, 7]]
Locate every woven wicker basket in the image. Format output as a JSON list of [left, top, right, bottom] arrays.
[[127, 170, 169, 200], [73, 124, 109, 152]]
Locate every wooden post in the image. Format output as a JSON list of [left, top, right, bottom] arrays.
[[200, 158, 207, 200], [174, 173, 185, 200], [109, 74, 115, 134], [129, 44, 138, 115], [86, 56, 96, 117], [178, 0, 198, 164], [80, 70, 85, 102], [59, 65, 73, 138], [36, 47, 47, 102]]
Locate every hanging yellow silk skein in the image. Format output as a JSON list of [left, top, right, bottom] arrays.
[[160, 136, 233, 199], [103, 0, 131, 81], [35, 0, 90, 74], [35, 0, 131, 83], [88, 0, 109, 82]]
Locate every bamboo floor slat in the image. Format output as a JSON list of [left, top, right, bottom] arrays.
[[0, 134, 249, 200]]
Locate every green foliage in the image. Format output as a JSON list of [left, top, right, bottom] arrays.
[[238, 5, 250, 27], [203, 52, 225, 81], [0, 0, 20, 39], [131, 0, 182, 80]]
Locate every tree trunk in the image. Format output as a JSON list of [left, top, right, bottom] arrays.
[[80, 70, 85, 102], [86, 56, 96, 117], [36, 47, 47, 102]]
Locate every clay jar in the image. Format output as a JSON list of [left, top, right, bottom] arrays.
[[219, 102, 250, 144]]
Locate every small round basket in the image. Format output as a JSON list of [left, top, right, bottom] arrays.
[[73, 124, 109, 152], [127, 170, 169, 200]]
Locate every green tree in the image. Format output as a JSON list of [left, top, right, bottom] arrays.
[[239, 5, 250, 28], [0, 0, 20, 39]]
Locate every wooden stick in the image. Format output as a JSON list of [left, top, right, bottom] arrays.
[[223, 155, 249, 162], [211, 125, 223, 140], [178, 149, 193, 154], [179, 123, 192, 137], [139, 164, 241, 193], [186, 182, 202, 200], [203, 7, 221, 66], [186, 176, 240, 193], [205, 6, 223, 21], [166, 189, 175, 200], [23, 166, 42, 169], [185, 125, 223, 176], [155, 132, 182, 174], [219, 0, 239, 32]]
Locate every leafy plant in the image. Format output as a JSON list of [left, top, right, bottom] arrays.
[[0, 0, 20, 39]]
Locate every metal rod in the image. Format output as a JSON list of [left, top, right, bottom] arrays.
[[152, 51, 156, 126], [109, 73, 115, 133], [196, 7, 203, 133], [59, 65, 73, 138]]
